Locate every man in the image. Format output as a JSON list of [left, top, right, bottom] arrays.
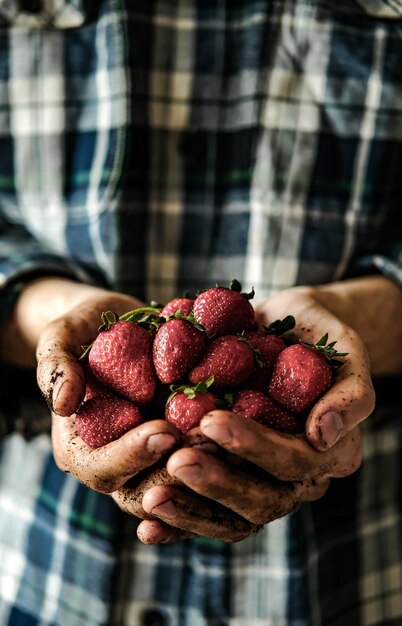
[[0, 1, 401, 624]]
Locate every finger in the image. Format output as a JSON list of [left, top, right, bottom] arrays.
[[52, 415, 180, 493], [305, 334, 375, 450], [200, 411, 362, 481], [136, 520, 196, 544], [37, 315, 94, 415], [166, 448, 329, 525], [37, 348, 86, 416], [141, 485, 259, 542], [111, 464, 181, 518], [113, 469, 199, 546], [36, 294, 140, 416]]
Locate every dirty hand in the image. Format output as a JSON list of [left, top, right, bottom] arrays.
[[128, 276, 398, 543]]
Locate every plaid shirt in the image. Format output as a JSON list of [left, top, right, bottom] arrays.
[[0, 1, 402, 625]]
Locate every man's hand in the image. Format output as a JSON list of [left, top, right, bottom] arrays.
[[255, 276, 400, 451], [30, 280, 181, 519], [124, 414, 360, 544]]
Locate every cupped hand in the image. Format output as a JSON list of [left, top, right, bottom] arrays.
[[36, 287, 146, 416], [255, 281, 377, 451], [132, 413, 360, 543], [35, 284, 181, 521]]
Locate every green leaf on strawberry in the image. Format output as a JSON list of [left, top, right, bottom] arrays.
[[167, 375, 215, 404], [313, 333, 348, 369], [263, 315, 296, 337]]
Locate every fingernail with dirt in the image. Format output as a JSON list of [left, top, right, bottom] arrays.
[[52, 378, 67, 412], [320, 411, 344, 447], [201, 420, 232, 445], [151, 499, 177, 519], [147, 433, 177, 454], [172, 463, 202, 484]]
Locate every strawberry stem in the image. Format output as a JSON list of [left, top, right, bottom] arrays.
[[79, 343, 93, 360], [119, 306, 162, 322], [118, 306, 163, 331]]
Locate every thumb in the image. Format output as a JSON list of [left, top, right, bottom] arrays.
[[305, 354, 375, 451]]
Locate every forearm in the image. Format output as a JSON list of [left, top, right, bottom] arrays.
[[313, 275, 402, 377], [0, 277, 137, 367]]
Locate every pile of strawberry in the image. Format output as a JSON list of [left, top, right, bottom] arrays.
[[75, 280, 347, 448]]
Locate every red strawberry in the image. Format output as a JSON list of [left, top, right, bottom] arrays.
[[231, 389, 303, 434], [245, 331, 287, 391], [193, 279, 255, 337], [189, 335, 255, 388], [153, 318, 206, 384], [83, 367, 106, 401], [160, 297, 194, 318], [88, 319, 157, 405], [165, 381, 217, 433], [268, 335, 344, 414], [75, 392, 144, 448]]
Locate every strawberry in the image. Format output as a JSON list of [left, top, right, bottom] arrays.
[[88, 317, 157, 405], [160, 297, 194, 318], [244, 316, 295, 391], [82, 367, 106, 401], [231, 389, 303, 434], [245, 332, 287, 391], [165, 379, 218, 433], [268, 334, 346, 414], [189, 335, 255, 388], [193, 279, 255, 337], [153, 317, 206, 384], [75, 392, 144, 448]]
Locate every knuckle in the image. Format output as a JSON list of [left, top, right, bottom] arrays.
[[112, 488, 148, 518], [273, 453, 315, 482], [248, 482, 300, 524], [354, 376, 376, 412], [89, 473, 119, 493]]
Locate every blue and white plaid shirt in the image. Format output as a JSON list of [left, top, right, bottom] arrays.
[[0, 1, 402, 625]]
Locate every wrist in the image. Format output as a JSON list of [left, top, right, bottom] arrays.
[[313, 275, 402, 376], [0, 277, 110, 366]]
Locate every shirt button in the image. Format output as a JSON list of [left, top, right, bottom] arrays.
[[141, 608, 168, 626]]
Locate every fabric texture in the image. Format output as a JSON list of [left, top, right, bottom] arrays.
[[0, 0, 402, 624]]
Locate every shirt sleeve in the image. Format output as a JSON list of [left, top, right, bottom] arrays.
[[0, 218, 106, 439], [0, 218, 104, 299], [352, 203, 402, 288]]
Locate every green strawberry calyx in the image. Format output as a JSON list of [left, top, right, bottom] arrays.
[[165, 309, 206, 333], [262, 315, 296, 337], [119, 306, 162, 327], [167, 376, 215, 404], [195, 278, 255, 301], [228, 279, 255, 300], [309, 333, 349, 370], [79, 306, 163, 360]]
